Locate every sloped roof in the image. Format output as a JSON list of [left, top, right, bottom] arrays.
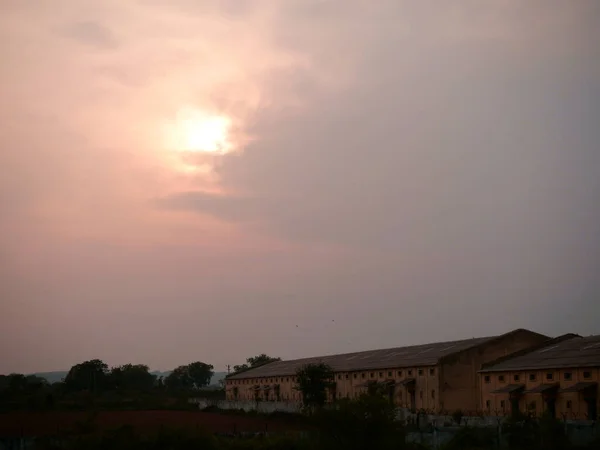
[[492, 384, 524, 394], [480, 334, 600, 372], [227, 329, 544, 379]]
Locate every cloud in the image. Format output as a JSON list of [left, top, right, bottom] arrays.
[[160, 0, 600, 251], [60, 21, 119, 49], [1, 0, 599, 374]]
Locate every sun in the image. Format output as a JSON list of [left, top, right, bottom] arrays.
[[164, 107, 233, 155]]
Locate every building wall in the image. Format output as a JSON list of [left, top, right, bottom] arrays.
[[480, 367, 599, 419], [226, 365, 440, 410], [439, 330, 548, 413]]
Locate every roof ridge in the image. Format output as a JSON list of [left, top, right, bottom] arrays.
[[479, 333, 580, 372], [226, 332, 541, 379]]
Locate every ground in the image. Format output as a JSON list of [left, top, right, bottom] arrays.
[[0, 410, 303, 437]]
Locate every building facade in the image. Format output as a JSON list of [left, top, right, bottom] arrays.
[[480, 334, 600, 420], [225, 328, 548, 413]]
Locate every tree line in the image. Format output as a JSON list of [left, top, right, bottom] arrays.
[[0, 359, 214, 395], [1, 352, 284, 397]]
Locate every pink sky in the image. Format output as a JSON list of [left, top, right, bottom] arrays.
[[1, 0, 599, 374]]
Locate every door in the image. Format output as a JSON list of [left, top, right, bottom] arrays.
[[585, 397, 597, 421]]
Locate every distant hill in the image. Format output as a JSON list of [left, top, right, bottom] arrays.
[[30, 371, 67, 384], [30, 370, 227, 387]]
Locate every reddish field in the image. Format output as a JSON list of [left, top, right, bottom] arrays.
[[0, 410, 302, 437]]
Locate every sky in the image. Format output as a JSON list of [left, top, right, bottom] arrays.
[[1, 0, 599, 374]]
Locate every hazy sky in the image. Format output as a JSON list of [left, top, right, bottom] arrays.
[[1, 0, 599, 374]]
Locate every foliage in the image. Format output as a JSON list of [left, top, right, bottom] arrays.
[[451, 409, 464, 425], [294, 363, 334, 410], [233, 354, 281, 375], [313, 394, 406, 450], [109, 364, 156, 391], [64, 360, 110, 392], [0, 373, 48, 392], [366, 381, 391, 398], [165, 362, 214, 389], [502, 410, 571, 450], [441, 426, 496, 450]]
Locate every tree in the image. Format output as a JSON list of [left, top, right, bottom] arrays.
[[294, 363, 335, 410], [64, 360, 109, 392], [187, 361, 214, 388], [0, 374, 47, 393], [109, 364, 156, 391], [313, 394, 404, 450], [232, 354, 281, 374], [165, 362, 213, 390]]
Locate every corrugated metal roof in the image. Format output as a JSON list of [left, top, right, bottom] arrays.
[[492, 384, 525, 394], [481, 334, 600, 372], [524, 383, 559, 394], [559, 382, 597, 393], [227, 330, 539, 380]]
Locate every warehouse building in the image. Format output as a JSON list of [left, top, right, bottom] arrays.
[[479, 334, 599, 420], [226, 328, 548, 412]]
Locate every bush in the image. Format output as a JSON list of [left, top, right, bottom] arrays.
[[442, 426, 496, 450], [312, 394, 406, 450]]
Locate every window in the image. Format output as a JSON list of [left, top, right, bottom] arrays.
[[370, 372, 374, 378], [485, 400, 490, 409], [513, 374, 520, 382], [388, 371, 392, 377], [499, 375, 505, 383], [361, 373, 365, 379], [583, 371, 591, 380], [398, 370, 403, 377], [529, 374, 536, 382], [429, 368, 435, 376], [484, 375, 491, 384], [337, 375, 341, 380], [566, 400, 572, 409], [546, 373, 554, 381], [418, 369, 424, 376], [431, 390, 435, 399], [500, 400, 505, 409], [379, 372, 383, 378], [564, 372, 572, 381], [286, 377, 289, 382], [345, 374, 349, 380], [353, 373, 357, 379], [408, 370, 413, 376]]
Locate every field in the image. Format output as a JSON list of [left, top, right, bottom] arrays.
[[0, 410, 303, 437]]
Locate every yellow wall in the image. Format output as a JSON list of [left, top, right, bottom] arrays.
[[440, 330, 548, 412], [226, 365, 440, 410], [480, 367, 599, 418], [225, 330, 548, 413]]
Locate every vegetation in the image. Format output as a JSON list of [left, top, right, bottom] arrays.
[[2, 357, 598, 449], [232, 354, 282, 375], [294, 363, 335, 411], [165, 362, 214, 390], [0, 358, 220, 412]]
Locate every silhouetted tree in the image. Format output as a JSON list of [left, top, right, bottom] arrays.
[[232, 354, 281, 374], [109, 364, 156, 391], [165, 362, 213, 389], [295, 363, 335, 410], [64, 359, 109, 392], [313, 394, 404, 450], [0, 374, 47, 393]]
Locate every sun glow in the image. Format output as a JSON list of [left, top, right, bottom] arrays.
[[164, 107, 234, 155]]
